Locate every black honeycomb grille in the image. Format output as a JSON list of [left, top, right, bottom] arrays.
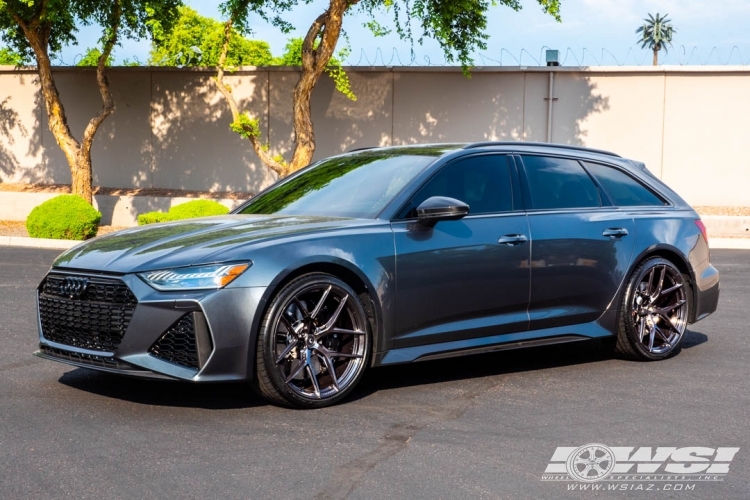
[[39, 274, 136, 352], [42, 275, 136, 304], [148, 314, 199, 369]]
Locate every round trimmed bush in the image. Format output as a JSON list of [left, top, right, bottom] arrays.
[[168, 200, 230, 219], [26, 195, 102, 240], [137, 199, 230, 226], [137, 211, 172, 225]]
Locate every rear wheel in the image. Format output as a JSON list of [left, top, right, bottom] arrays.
[[615, 257, 689, 360], [254, 273, 371, 408]]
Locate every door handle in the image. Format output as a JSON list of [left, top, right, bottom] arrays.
[[602, 228, 629, 238], [498, 234, 528, 246]]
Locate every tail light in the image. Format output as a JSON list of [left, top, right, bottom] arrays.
[[695, 219, 708, 243]]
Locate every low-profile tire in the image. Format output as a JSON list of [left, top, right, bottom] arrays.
[[254, 273, 371, 408], [615, 257, 690, 361]]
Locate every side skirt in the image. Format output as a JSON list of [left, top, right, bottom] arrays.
[[372, 320, 613, 366]]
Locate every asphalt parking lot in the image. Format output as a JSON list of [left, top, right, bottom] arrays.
[[1, 246, 748, 499]]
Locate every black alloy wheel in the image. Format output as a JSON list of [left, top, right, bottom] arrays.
[[616, 257, 689, 360], [254, 273, 371, 408]]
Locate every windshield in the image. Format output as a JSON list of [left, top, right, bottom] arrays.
[[236, 148, 449, 218]]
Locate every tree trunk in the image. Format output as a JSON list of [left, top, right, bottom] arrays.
[[213, 16, 289, 177], [11, 5, 119, 205], [216, 0, 355, 178], [288, 0, 352, 174], [653, 44, 660, 66]]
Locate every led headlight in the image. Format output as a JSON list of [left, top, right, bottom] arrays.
[[138, 262, 251, 291]]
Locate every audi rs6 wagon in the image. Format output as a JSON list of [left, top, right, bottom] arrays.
[[35, 142, 720, 408]]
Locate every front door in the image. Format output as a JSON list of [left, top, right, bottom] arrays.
[[392, 154, 531, 347]]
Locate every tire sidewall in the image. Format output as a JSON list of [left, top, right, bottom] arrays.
[[621, 257, 687, 361], [258, 273, 371, 409]]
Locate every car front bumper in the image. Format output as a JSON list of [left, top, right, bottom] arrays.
[[35, 270, 266, 382]]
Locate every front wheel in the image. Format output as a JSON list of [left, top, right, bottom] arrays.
[[254, 273, 371, 408], [615, 257, 690, 361]]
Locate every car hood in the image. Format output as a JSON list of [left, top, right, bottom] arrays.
[[53, 215, 374, 273]]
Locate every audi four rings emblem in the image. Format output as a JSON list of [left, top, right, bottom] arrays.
[[59, 277, 89, 299]]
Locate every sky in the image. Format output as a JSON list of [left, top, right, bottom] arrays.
[[47, 0, 750, 66]]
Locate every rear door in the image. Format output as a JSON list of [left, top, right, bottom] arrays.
[[392, 154, 531, 347], [516, 154, 636, 331]]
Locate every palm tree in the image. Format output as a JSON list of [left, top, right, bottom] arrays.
[[636, 13, 676, 65]]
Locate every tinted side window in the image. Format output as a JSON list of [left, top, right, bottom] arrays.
[[521, 155, 601, 209], [584, 162, 667, 207], [399, 155, 512, 218]]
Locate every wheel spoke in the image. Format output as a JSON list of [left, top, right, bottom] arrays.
[[317, 344, 362, 360], [279, 316, 297, 335], [309, 285, 331, 320], [648, 325, 656, 352], [637, 317, 647, 342], [646, 268, 655, 296], [593, 463, 608, 475], [285, 358, 307, 383], [306, 364, 321, 399], [331, 327, 366, 336], [658, 299, 686, 314], [293, 298, 310, 319], [275, 341, 298, 364], [660, 282, 682, 296], [654, 324, 671, 342], [318, 351, 340, 392], [316, 295, 349, 338], [650, 266, 666, 301]]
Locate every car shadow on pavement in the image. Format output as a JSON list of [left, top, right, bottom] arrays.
[[57, 369, 264, 409], [350, 329, 709, 402], [55, 330, 708, 409]]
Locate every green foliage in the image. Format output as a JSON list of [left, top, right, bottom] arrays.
[[76, 47, 113, 66], [0, 1, 182, 63], [636, 12, 676, 54], [136, 211, 172, 225], [26, 195, 102, 240], [149, 6, 274, 67], [274, 37, 355, 101], [230, 112, 261, 139], [358, 0, 562, 72], [0, 45, 26, 65], [138, 199, 229, 225]]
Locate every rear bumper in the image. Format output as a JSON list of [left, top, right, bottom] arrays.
[[692, 262, 720, 323]]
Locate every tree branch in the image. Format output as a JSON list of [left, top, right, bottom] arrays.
[[213, 15, 288, 177], [80, 0, 121, 156]]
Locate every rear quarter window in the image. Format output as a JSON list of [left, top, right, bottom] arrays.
[[583, 162, 667, 207], [520, 155, 601, 210]]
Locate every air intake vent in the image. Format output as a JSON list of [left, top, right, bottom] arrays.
[[149, 312, 212, 370]]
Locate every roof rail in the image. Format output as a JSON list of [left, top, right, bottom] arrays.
[[464, 141, 621, 158]]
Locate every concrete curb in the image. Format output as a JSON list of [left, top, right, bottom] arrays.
[[2, 235, 749, 251], [710, 238, 750, 250], [0, 236, 81, 250]]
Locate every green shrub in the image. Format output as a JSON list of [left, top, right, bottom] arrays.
[[137, 199, 230, 225], [26, 195, 102, 240], [137, 211, 172, 225]]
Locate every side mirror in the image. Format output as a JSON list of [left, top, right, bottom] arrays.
[[416, 196, 470, 227]]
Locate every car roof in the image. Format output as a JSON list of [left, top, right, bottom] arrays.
[[348, 142, 621, 160]]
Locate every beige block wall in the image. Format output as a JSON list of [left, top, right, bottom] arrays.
[[1, 66, 749, 207], [0, 72, 44, 182], [661, 74, 750, 207], [392, 71, 526, 144], [559, 72, 665, 176]]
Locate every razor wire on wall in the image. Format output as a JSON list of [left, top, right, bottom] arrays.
[[345, 45, 750, 67], [43, 45, 750, 67]]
